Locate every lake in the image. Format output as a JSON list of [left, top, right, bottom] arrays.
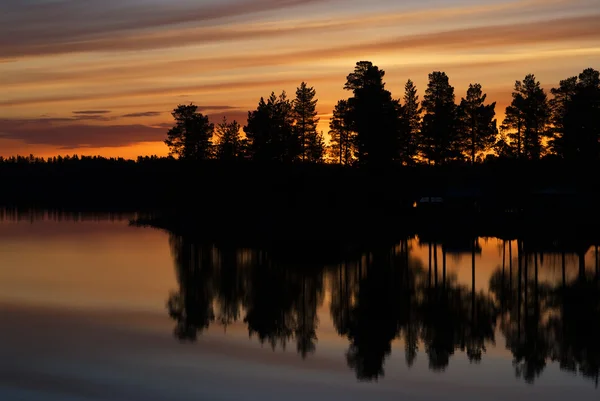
[[0, 210, 598, 400]]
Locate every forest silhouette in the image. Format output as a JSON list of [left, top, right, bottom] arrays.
[[1, 62, 599, 227], [3, 63, 599, 165], [160, 62, 600, 165]]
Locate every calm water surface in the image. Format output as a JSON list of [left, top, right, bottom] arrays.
[[0, 212, 598, 400]]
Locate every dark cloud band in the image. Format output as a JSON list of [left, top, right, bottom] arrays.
[[0, 108, 246, 148], [0, 0, 335, 58]]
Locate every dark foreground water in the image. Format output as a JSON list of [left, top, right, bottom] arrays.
[[0, 211, 598, 400]]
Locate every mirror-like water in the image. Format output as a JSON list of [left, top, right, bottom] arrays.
[[0, 211, 598, 400]]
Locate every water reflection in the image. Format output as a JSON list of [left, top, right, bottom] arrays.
[[163, 232, 600, 386]]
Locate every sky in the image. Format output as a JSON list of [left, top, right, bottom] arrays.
[[1, 0, 600, 159]]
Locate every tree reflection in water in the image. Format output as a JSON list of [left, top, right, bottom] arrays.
[[164, 232, 600, 386]]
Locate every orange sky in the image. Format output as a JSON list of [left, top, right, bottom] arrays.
[[1, 0, 599, 158]]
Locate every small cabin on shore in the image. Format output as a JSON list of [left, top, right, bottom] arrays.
[[415, 196, 444, 208]]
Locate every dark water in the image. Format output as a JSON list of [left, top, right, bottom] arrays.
[[0, 211, 598, 400]]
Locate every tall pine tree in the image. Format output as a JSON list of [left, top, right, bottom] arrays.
[[307, 131, 325, 163], [214, 117, 242, 160], [400, 79, 421, 165], [293, 82, 321, 162], [502, 74, 550, 160], [500, 104, 524, 158], [328, 100, 355, 165], [550, 68, 600, 161], [165, 104, 214, 160], [344, 61, 401, 165], [457, 83, 498, 163], [244, 92, 299, 162], [420, 72, 459, 165]]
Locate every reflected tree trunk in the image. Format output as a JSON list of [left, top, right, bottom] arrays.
[[472, 237, 476, 299], [509, 240, 513, 293], [534, 252, 539, 316], [345, 261, 350, 319], [579, 250, 586, 281], [594, 245, 600, 280], [524, 248, 528, 317], [472, 237, 476, 327], [502, 240, 506, 308], [428, 242, 432, 288], [442, 246, 447, 288], [517, 240, 522, 340], [434, 243, 438, 288], [562, 251, 566, 289], [405, 240, 410, 285], [502, 241, 506, 274]]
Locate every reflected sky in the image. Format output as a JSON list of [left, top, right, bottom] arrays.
[[0, 212, 598, 400]]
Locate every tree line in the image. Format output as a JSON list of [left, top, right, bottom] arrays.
[[165, 62, 600, 165]]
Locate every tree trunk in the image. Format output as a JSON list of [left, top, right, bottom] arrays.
[[302, 116, 306, 161], [434, 243, 438, 288], [509, 240, 513, 292], [428, 242, 432, 288], [471, 117, 476, 164], [502, 240, 506, 306], [442, 246, 447, 288], [502, 240, 506, 274], [517, 240, 522, 331], [472, 261, 476, 328], [472, 238, 476, 298], [562, 251, 566, 289], [595, 245, 600, 280], [524, 248, 528, 317], [517, 121, 522, 158], [579, 250, 586, 280], [534, 253, 539, 315], [405, 239, 410, 287]]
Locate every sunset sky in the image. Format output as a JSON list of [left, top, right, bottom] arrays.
[[2, 0, 599, 158]]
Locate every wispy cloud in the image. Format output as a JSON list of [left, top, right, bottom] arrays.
[[122, 111, 162, 118], [2, 1, 581, 61], [0, 0, 338, 59], [68, 110, 114, 121], [4, 12, 599, 91], [0, 75, 339, 107], [73, 110, 111, 115], [197, 105, 240, 111]]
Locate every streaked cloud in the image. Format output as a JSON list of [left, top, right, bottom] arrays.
[[0, 0, 571, 59], [0, 0, 338, 59], [1, 75, 340, 107], [122, 112, 162, 118], [4, 14, 599, 95], [73, 110, 111, 115]]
